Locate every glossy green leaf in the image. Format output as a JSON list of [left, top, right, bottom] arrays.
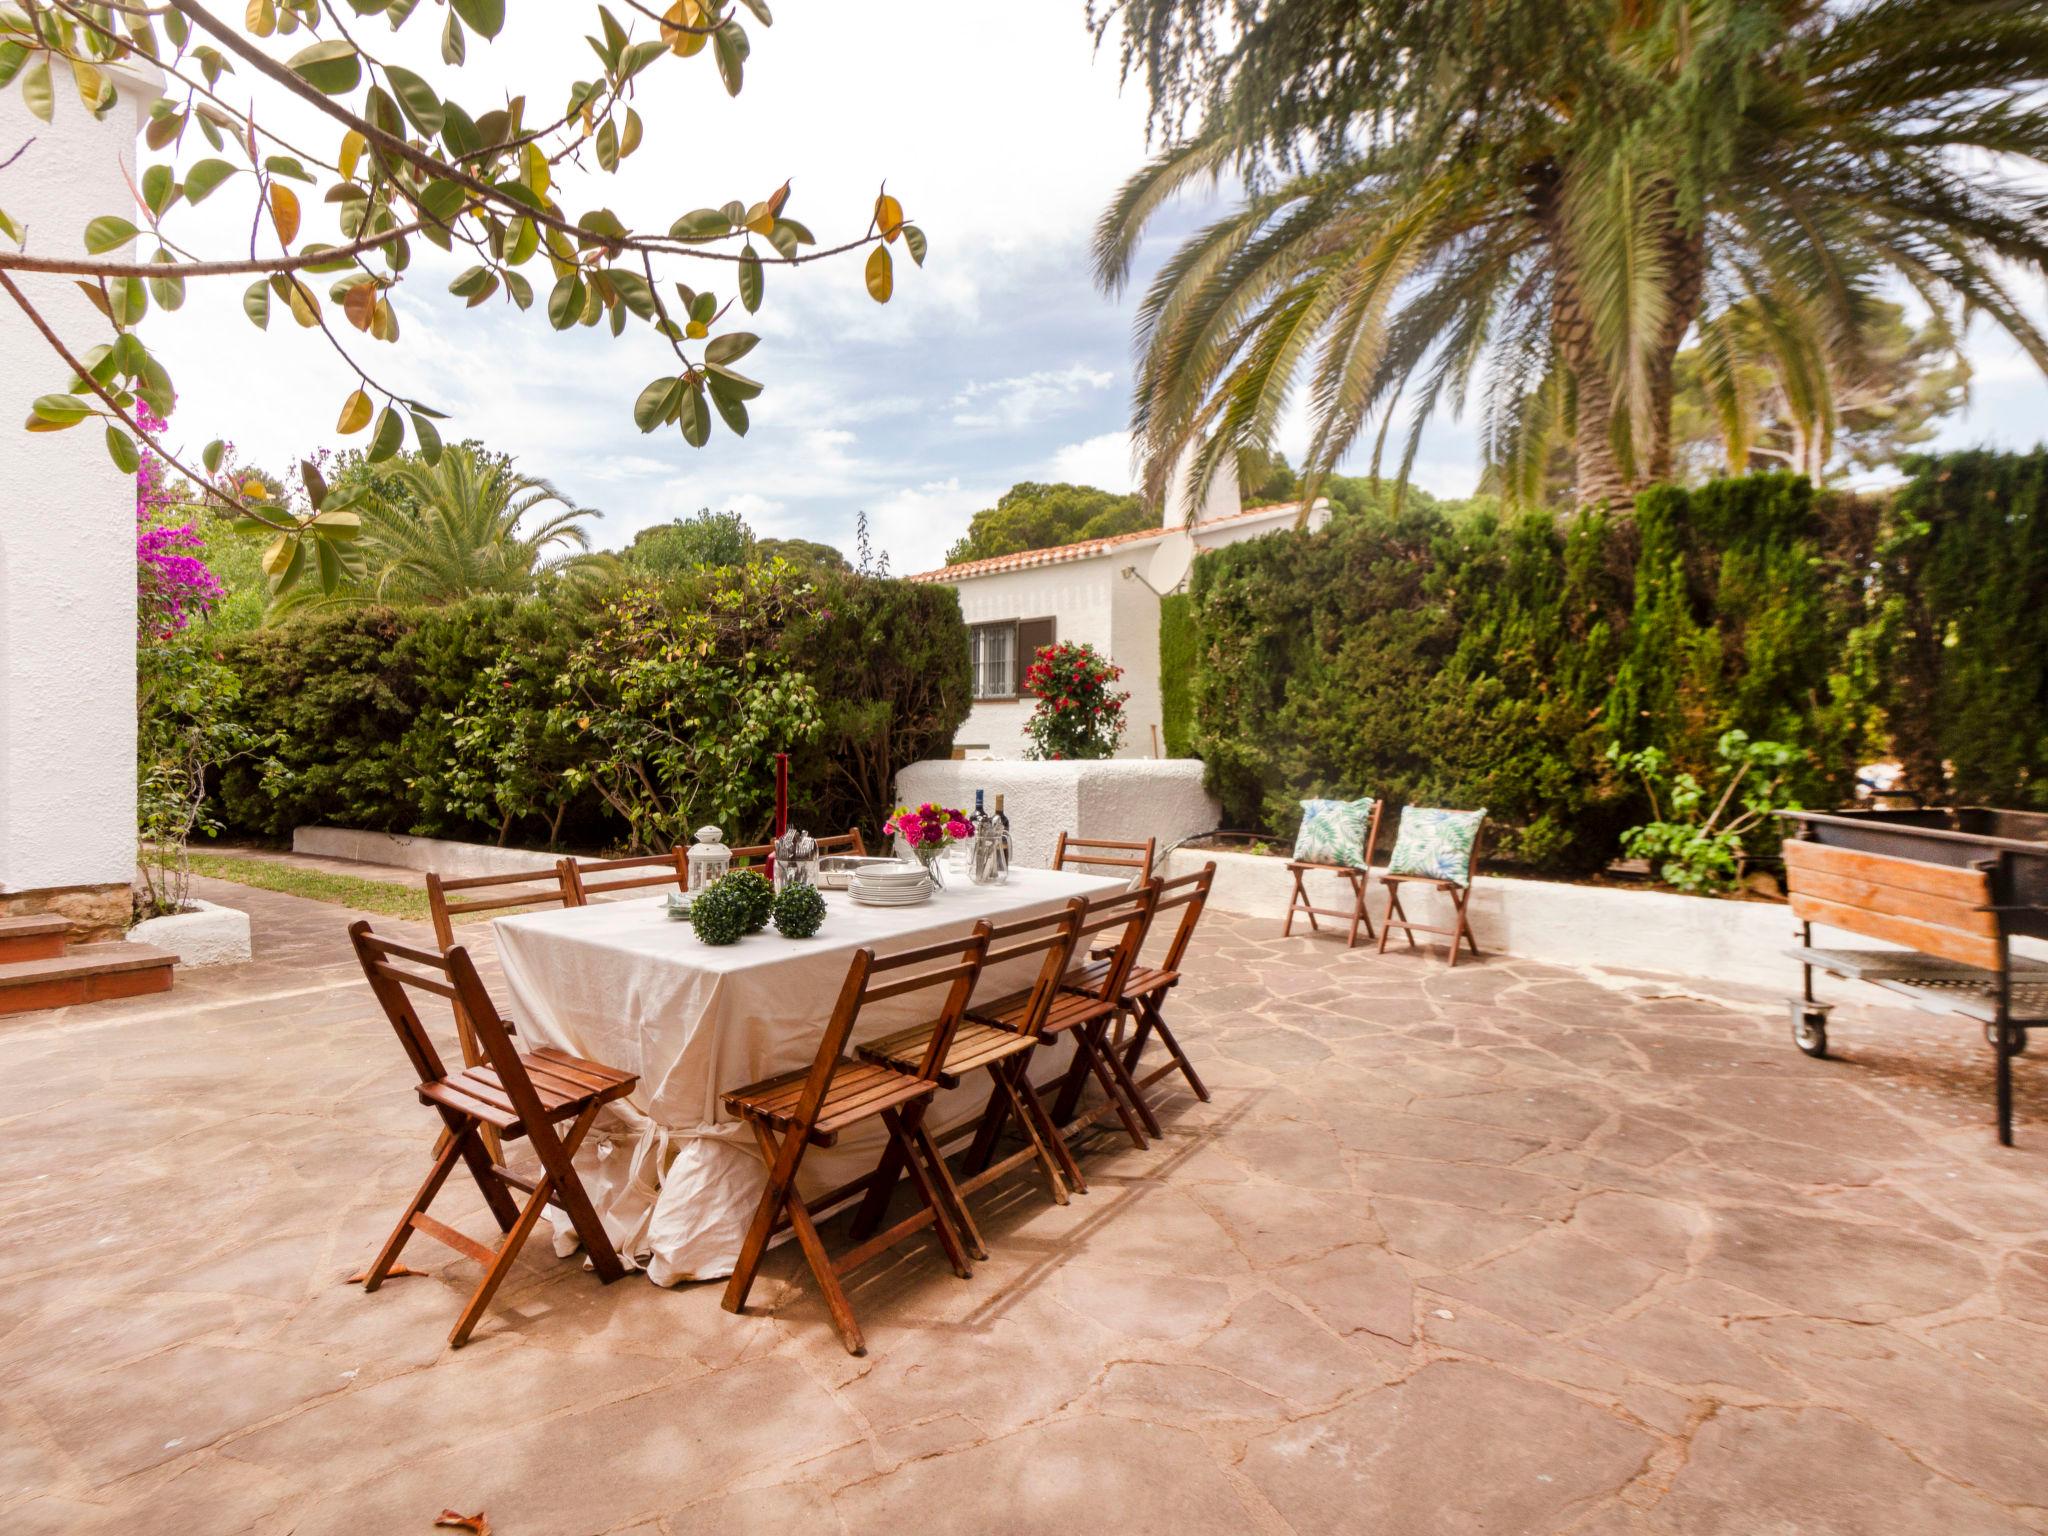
[[202, 439, 226, 474], [183, 159, 238, 204], [0, 41, 28, 89], [450, 0, 505, 39], [147, 249, 185, 311], [547, 271, 585, 329], [20, 57, 52, 123], [633, 375, 681, 433], [706, 363, 762, 401], [680, 380, 710, 446], [409, 410, 443, 464], [141, 165, 176, 217], [902, 224, 927, 267], [738, 247, 763, 312], [385, 66, 443, 136], [502, 268, 533, 309], [607, 267, 656, 320], [441, 11, 465, 65], [84, 216, 138, 254], [107, 277, 147, 328], [705, 332, 758, 366], [367, 404, 405, 462], [104, 424, 140, 474], [287, 39, 361, 94], [712, 20, 748, 96], [669, 208, 731, 241], [243, 279, 271, 329], [30, 393, 91, 427], [264, 154, 315, 183]]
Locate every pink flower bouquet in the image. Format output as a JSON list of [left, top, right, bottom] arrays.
[[884, 801, 973, 867]]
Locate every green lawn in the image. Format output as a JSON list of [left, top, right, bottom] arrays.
[[183, 852, 476, 924]]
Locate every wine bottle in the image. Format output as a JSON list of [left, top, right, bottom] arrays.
[[991, 793, 1011, 883]]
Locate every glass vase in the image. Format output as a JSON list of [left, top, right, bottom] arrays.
[[911, 842, 948, 891]]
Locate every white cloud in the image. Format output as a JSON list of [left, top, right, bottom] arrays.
[[865, 477, 1005, 573], [951, 364, 1114, 429], [1047, 431, 1139, 492]]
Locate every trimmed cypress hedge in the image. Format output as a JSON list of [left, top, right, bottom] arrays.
[[1158, 591, 1198, 757], [210, 567, 971, 850], [1186, 460, 2038, 876]]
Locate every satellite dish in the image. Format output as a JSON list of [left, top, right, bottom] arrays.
[[1148, 528, 1195, 594]]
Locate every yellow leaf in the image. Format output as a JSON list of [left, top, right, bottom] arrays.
[[524, 142, 550, 196], [743, 202, 774, 237], [260, 534, 291, 576], [875, 193, 903, 242], [336, 388, 373, 434], [662, 0, 708, 56], [269, 183, 301, 247], [865, 244, 893, 304], [240, 479, 269, 499], [371, 297, 399, 342], [286, 278, 319, 327], [246, 0, 276, 37], [339, 129, 364, 183], [685, 319, 707, 339]]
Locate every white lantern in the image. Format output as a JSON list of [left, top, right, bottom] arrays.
[[686, 826, 732, 891]]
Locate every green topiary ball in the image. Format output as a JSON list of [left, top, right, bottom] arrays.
[[689, 879, 749, 946], [771, 882, 827, 939], [720, 868, 775, 932]]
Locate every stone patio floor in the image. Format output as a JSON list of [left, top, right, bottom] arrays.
[[3, 872, 2047, 1535]]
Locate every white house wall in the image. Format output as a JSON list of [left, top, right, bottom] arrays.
[[0, 69, 153, 938]]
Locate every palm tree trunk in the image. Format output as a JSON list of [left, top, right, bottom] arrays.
[[1641, 223, 1707, 486], [1553, 272, 1631, 508]]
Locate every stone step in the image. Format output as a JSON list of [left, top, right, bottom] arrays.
[[0, 915, 70, 965], [0, 942, 175, 1018]]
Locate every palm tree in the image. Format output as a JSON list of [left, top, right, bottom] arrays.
[[1092, 0, 2048, 510], [278, 445, 610, 609]]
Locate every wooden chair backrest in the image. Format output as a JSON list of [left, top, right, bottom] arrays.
[[815, 829, 867, 858], [1052, 832, 1156, 883], [1359, 800, 1385, 870], [426, 864, 578, 950], [1069, 879, 1162, 1006], [981, 899, 1087, 1036], [351, 921, 520, 1092], [1783, 838, 2001, 972], [564, 849, 688, 902], [1152, 862, 1216, 973], [781, 925, 993, 1140], [728, 842, 772, 868]]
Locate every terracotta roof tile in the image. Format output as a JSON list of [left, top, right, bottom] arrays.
[[907, 499, 1313, 583]]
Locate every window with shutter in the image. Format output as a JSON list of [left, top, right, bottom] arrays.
[[1014, 617, 1057, 675]]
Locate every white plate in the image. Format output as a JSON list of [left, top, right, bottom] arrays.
[[849, 888, 934, 907], [853, 866, 929, 886]]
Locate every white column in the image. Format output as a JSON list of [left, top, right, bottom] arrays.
[[0, 66, 156, 936]]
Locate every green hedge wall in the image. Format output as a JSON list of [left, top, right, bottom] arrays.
[[1188, 473, 1877, 874], [1158, 592, 1197, 757], [211, 568, 971, 850], [1870, 450, 2048, 808]]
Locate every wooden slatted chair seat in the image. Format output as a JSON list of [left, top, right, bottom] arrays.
[[967, 984, 1116, 1039], [722, 1058, 936, 1145], [1061, 956, 1177, 1005], [422, 1045, 633, 1131], [859, 1019, 1032, 1090]]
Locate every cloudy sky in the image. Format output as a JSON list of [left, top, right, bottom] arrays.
[[144, 2, 2048, 574]]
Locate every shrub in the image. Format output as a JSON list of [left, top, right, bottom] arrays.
[[1021, 640, 1129, 760], [1188, 476, 1875, 876], [1158, 592, 1197, 757], [208, 563, 971, 851], [771, 881, 826, 938]]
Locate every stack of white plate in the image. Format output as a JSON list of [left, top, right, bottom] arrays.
[[848, 862, 935, 906]]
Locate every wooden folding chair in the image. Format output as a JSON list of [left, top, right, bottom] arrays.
[[1283, 801, 1385, 948], [1379, 815, 1486, 967], [721, 925, 992, 1355], [1065, 862, 1215, 1121], [1052, 831, 1156, 884], [563, 848, 689, 903], [972, 881, 1161, 1151], [348, 922, 636, 1348], [853, 900, 1090, 1257], [815, 829, 868, 858]]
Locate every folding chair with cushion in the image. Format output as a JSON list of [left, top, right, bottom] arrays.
[[815, 829, 868, 858], [1065, 862, 1216, 1120], [1052, 832, 1156, 884], [972, 881, 1161, 1150], [563, 848, 688, 903], [721, 926, 992, 1355], [349, 922, 636, 1348], [1378, 808, 1487, 967], [1283, 797, 1385, 948], [852, 900, 1090, 1257], [425, 862, 580, 1159]]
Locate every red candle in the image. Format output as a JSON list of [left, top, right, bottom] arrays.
[[771, 752, 789, 879]]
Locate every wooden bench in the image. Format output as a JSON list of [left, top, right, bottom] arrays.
[[1784, 836, 2042, 1146]]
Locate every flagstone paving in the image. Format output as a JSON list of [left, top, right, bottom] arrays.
[[2, 874, 2045, 1534]]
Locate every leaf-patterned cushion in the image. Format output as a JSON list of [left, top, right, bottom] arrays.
[[1385, 807, 1485, 885], [1292, 797, 1376, 868]]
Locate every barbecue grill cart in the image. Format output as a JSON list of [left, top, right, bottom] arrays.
[[1780, 808, 2048, 1146]]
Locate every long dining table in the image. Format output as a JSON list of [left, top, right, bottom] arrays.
[[492, 864, 1127, 1284]]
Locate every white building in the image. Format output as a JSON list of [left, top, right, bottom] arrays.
[[0, 65, 153, 941], [909, 484, 1331, 760]]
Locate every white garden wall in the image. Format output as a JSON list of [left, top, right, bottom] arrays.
[[895, 759, 1220, 871], [0, 66, 156, 939], [294, 826, 566, 881], [1163, 848, 2048, 993]]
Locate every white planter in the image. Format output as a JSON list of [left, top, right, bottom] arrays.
[[894, 759, 1220, 871], [294, 826, 561, 880], [128, 897, 251, 967], [1164, 846, 2048, 993]]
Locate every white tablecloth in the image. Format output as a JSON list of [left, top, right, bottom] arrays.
[[493, 866, 1125, 1284]]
